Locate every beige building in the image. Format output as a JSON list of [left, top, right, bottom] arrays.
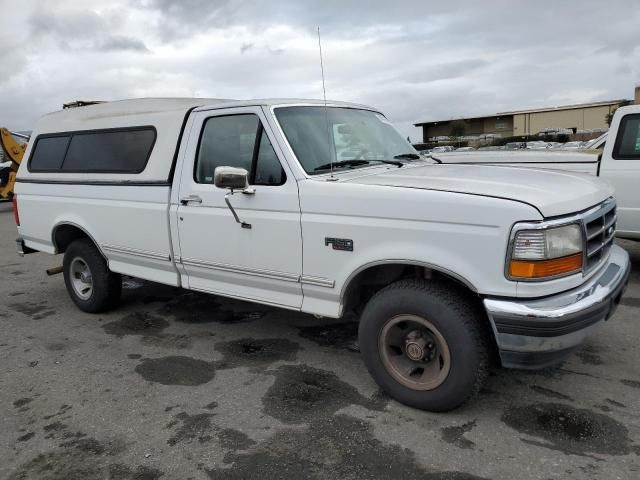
[[415, 99, 630, 141]]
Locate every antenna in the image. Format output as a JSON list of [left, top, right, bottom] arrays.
[[317, 26, 335, 180]]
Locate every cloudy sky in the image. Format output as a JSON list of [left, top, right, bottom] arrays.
[[1, 0, 639, 139]]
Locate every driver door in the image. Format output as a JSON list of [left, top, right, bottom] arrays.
[[175, 107, 303, 308]]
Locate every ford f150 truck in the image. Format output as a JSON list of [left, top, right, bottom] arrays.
[[13, 98, 630, 411], [433, 105, 640, 240]]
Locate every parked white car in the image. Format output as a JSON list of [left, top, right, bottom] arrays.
[[433, 105, 640, 240], [561, 141, 586, 149], [13, 98, 630, 411]]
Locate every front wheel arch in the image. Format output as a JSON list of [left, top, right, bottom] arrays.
[[339, 260, 478, 317]]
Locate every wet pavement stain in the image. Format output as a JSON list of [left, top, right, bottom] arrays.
[[166, 412, 215, 446], [262, 364, 386, 424], [621, 379, 640, 389], [8, 450, 163, 480], [135, 356, 216, 386], [620, 296, 640, 308], [502, 402, 635, 456], [441, 420, 477, 449], [605, 398, 626, 408], [17, 432, 35, 442], [575, 345, 604, 366], [7, 451, 106, 480], [140, 333, 193, 350], [207, 414, 489, 480], [59, 437, 107, 455], [159, 292, 269, 324], [45, 342, 68, 352], [43, 404, 72, 420], [102, 312, 169, 338], [107, 464, 165, 479], [8, 419, 130, 480], [218, 428, 256, 450], [214, 337, 300, 370], [297, 321, 360, 350], [529, 385, 574, 401], [13, 397, 32, 408], [43, 421, 67, 438], [8, 301, 56, 320]]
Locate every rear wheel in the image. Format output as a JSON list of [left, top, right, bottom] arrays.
[[63, 238, 121, 313], [358, 279, 490, 411]]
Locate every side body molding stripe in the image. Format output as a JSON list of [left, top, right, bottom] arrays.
[[177, 257, 335, 287]]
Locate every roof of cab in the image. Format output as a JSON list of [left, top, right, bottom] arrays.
[[33, 97, 377, 135]]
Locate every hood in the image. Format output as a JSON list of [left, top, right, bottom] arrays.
[[341, 164, 613, 218]]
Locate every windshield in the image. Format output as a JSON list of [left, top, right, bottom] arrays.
[[274, 106, 417, 174]]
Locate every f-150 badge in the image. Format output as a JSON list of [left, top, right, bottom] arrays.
[[325, 237, 354, 252]]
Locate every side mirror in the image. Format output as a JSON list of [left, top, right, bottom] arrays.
[[214, 166, 249, 191]]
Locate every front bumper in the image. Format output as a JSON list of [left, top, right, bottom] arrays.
[[484, 245, 630, 369]]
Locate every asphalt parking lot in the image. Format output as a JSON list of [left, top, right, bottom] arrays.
[[0, 202, 639, 480]]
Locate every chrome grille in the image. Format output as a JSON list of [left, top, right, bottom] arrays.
[[583, 199, 616, 273]]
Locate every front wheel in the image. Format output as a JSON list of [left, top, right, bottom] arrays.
[[63, 238, 122, 313], [358, 279, 490, 411]]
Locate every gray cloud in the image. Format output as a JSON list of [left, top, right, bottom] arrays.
[[240, 42, 254, 54], [28, 6, 148, 52], [96, 35, 150, 52], [0, 0, 639, 142]]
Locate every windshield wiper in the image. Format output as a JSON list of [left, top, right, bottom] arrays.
[[314, 160, 370, 171], [313, 159, 402, 172], [393, 153, 421, 160]]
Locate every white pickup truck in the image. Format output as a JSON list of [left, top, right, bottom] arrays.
[[13, 98, 630, 411], [433, 105, 640, 240]]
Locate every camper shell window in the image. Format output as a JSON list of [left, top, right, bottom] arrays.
[[28, 127, 156, 173]]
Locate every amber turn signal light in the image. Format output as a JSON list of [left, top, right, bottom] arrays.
[[509, 253, 583, 279]]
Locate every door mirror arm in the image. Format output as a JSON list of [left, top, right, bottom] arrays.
[[214, 166, 254, 229], [224, 191, 252, 229]]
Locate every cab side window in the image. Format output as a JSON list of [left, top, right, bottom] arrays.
[[195, 114, 286, 185], [613, 114, 640, 160]]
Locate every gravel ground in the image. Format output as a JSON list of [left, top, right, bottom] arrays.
[[1, 202, 639, 480]]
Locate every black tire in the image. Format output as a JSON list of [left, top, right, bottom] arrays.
[[358, 279, 490, 412], [63, 238, 122, 313]]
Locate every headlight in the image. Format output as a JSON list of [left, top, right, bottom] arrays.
[[509, 224, 583, 280]]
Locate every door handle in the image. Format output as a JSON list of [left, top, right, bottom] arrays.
[[180, 194, 202, 205]]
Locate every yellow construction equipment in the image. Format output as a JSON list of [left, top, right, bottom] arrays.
[[1, 102, 100, 199], [0, 128, 28, 200]]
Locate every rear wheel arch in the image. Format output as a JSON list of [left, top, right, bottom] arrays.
[[52, 222, 104, 258]]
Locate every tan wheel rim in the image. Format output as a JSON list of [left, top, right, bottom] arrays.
[[379, 314, 451, 391]]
